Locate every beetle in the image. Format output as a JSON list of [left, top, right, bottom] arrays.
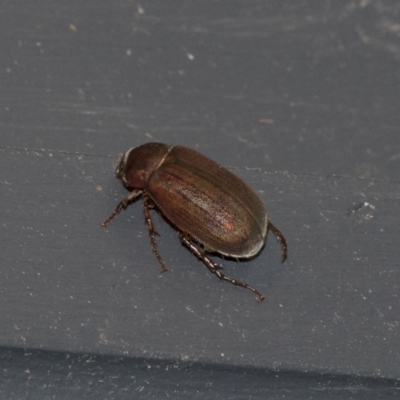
[[102, 142, 287, 301]]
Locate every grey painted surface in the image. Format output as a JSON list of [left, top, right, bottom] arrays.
[[1, 348, 399, 400], [1, 0, 399, 398]]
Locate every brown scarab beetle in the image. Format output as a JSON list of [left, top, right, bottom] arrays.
[[102, 142, 287, 301]]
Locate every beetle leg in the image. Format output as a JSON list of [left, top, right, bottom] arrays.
[[180, 236, 265, 302], [143, 198, 168, 273], [268, 221, 288, 262], [101, 189, 142, 227]]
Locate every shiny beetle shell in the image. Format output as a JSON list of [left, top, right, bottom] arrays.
[[118, 143, 268, 258]]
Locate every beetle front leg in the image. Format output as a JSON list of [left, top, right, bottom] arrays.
[[180, 236, 265, 302], [143, 198, 168, 273], [101, 189, 143, 227]]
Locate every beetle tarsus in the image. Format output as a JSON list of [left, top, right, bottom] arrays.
[[101, 189, 143, 227], [181, 236, 265, 301], [268, 220, 288, 262], [101, 202, 125, 227]]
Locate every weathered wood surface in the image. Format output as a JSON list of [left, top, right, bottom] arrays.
[[1, 0, 399, 398]]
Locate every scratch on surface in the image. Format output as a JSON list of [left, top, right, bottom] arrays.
[[319, 212, 330, 222], [47, 102, 132, 117], [169, 14, 325, 38]]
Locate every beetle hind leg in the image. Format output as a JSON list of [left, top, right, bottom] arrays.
[[268, 220, 288, 262], [180, 236, 265, 302], [143, 198, 168, 273]]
